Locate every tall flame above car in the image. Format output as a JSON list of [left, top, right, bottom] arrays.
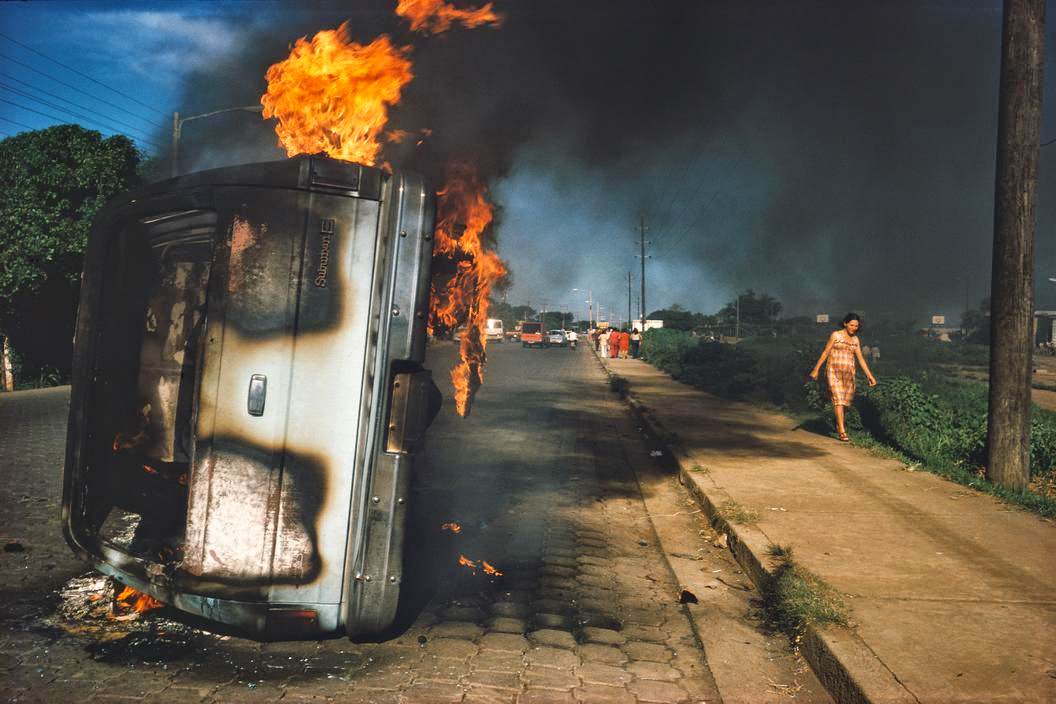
[[261, 23, 413, 167]]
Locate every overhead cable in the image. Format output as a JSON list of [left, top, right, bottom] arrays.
[[0, 113, 36, 131], [0, 96, 161, 149], [0, 83, 161, 148], [0, 32, 168, 119], [0, 51, 164, 129], [0, 74, 161, 143]]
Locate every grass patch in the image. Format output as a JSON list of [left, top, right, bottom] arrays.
[[717, 499, 759, 525], [764, 550, 849, 638], [688, 464, 711, 474]]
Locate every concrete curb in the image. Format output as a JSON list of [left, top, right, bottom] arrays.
[[593, 352, 917, 704]]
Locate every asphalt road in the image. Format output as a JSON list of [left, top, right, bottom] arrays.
[[0, 342, 723, 703]]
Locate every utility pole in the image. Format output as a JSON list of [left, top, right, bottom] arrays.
[[735, 294, 741, 340], [627, 271, 632, 329], [987, 0, 1046, 490], [638, 216, 649, 324], [171, 106, 265, 177]]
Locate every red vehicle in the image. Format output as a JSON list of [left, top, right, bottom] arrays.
[[519, 321, 547, 348]]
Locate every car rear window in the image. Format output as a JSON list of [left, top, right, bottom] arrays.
[[522, 323, 542, 333]]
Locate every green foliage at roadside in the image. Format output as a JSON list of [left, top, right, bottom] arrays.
[[0, 125, 141, 301], [639, 327, 1056, 516], [0, 125, 143, 383], [764, 550, 849, 638]]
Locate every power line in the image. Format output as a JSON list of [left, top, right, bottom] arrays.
[[0, 51, 164, 130], [656, 189, 723, 257], [0, 96, 161, 149], [0, 84, 162, 148], [0, 114, 36, 131], [0, 32, 168, 119], [0, 75, 161, 144]]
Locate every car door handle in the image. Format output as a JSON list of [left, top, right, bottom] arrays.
[[247, 374, 267, 416]]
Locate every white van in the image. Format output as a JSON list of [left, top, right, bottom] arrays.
[[485, 318, 505, 342]]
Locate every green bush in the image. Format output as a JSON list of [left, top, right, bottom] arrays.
[[640, 329, 1056, 479]]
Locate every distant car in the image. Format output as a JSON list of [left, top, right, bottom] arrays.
[[547, 330, 567, 347]]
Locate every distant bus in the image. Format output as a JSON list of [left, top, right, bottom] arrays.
[[484, 318, 505, 342]]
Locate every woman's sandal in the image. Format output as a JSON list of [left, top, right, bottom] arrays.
[[838, 433, 850, 442]]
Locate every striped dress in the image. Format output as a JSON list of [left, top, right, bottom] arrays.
[[827, 330, 860, 407]]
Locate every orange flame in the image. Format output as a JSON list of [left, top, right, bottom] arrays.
[[114, 585, 163, 614], [429, 161, 507, 416], [261, 23, 413, 166], [456, 554, 503, 577], [396, 0, 503, 35], [441, 522, 462, 533]]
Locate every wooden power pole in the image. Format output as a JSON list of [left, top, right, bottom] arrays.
[[987, 0, 1046, 490], [627, 271, 632, 329], [638, 217, 648, 325]]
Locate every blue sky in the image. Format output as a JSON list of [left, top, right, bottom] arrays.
[[0, 1, 282, 149]]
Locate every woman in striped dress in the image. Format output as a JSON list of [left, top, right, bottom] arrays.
[[809, 313, 877, 442]]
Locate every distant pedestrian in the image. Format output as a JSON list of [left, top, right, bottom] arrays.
[[599, 328, 610, 358], [630, 328, 642, 358], [809, 313, 878, 442], [871, 345, 880, 363], [619, 329, 630, 358]]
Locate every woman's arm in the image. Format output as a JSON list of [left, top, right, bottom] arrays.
[[809, 333, 837, 379], [855, 343, 878, 386]]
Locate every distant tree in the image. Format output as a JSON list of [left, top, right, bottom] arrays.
[[542, 311, 575, 330], [647, 307, 696, 331], [0, 125, 142, 382], [717, 290, 782, 326], [511, 304, 537, 323]]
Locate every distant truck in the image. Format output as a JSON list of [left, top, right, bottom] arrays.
[[519, 321, 546, 348], [484, 318, 505, 342]]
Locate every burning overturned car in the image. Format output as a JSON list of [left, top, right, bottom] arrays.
[[62, 155, 442, 639]]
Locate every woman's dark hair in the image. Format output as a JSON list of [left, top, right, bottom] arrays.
[[841, 312, 861, 326]]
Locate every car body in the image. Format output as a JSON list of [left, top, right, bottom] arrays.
[[519, 321, 546, 347], [547, 330, 567, 347], [62, 156, 440, 640]]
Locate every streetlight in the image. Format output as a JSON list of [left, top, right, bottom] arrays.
[[572, 288, 593, 328], [172, 106, 265, 177]]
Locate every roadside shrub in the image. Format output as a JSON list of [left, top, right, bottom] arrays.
[[640, 329, 1056, 479]]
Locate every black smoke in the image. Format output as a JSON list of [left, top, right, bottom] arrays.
[[161, 0, 1056, 323]]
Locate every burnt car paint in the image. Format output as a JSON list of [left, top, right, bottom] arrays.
[[62, 156, 439, 639]]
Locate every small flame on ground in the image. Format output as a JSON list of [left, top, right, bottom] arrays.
[[396, 0, 503, 35], [429, 161, 507, 416], [441, 522, 462, 533], [113, 585, 163, 615], [261, 23, 413, 166], [457, 554, 503, 577]]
